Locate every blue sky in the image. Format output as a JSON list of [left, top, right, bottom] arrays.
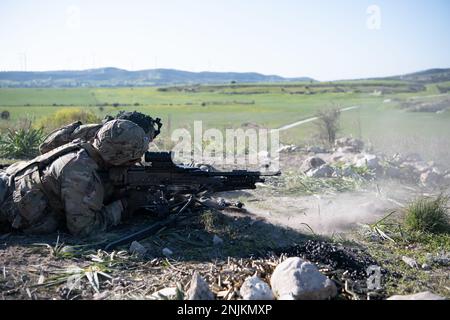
[[0, 0, 449, 80]]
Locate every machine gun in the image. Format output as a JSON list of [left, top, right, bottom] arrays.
[[101, 151, 280, 250]]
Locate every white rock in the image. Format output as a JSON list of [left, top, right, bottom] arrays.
[[149, 287, 178, 300], [354, 154, 380, 170], [186, 271, 214, 300], [129, 241, 147, 256], [93, 291, 110, 300], [335, 137, 364, 152], [162, 247, 173, 257], [401, 256, 419, 268], [420, 170, 443, 187], [387, 291, 446, 300], [213, 235, 224, 246], [240, 275, 274, 300], [270, 257, 337, 300]]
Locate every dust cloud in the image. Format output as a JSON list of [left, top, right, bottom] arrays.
[[245, 181, 424, 236]]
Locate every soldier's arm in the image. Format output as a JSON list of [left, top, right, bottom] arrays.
[[71, 124, 103, 143], [39, 121, 82, 154], [60, 153, 124, 237]]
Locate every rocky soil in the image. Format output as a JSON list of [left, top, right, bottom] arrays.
[[1, 136, 449, 300]]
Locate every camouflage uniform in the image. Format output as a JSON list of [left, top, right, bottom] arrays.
[[0, 120, 148, 237], [39, 111, 158, 154], [39, 122, 102, 154]]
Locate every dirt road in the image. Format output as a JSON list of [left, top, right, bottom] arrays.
[[272, 106, 360, 133]]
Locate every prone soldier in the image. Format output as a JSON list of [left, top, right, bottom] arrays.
[[0, 119, 148, 237]]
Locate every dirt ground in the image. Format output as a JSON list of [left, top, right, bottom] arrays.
[[1, 151, 449, 300], [0, 206, 382, 300]]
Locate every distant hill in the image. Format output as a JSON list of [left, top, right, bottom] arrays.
[[376, 68, 450, 84], [0, 67, 314, 88]]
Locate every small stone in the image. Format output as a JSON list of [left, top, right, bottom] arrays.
[[240, 275, 274, 300], [149, 287, 178, 300], [93, 291, 110, 300], [162, 247, 173, 257], [213, 235, 224, 246], [270, 257, 337, 300], [129, 241, 147, 256], [387, 291, 446, 300], [354, 154, 380, 170], [426, 252, 450, 266], [335, 137, 364, 153], [421, 263, 431, 270], [402, 256, 419, 268], [186, 271, 214, 300], [420, 170, 443, 187]]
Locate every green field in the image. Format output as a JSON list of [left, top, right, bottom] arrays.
[[0, 81, 449, 163]]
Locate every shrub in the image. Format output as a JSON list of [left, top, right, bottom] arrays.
[[0, 126, 45, 159], [1, 110, 10, 120], [35, 108, 100, 132], [404, 195, 449, 233], [315, 108, 341, 145]]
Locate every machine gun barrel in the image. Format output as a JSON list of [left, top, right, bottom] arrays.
[[103, 151, 280, 195]]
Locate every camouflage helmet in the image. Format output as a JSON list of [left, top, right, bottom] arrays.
[[102, 111, 162, 141], [93, 119, 148, 166]]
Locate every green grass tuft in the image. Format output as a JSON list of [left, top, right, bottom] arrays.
[[404, 195, 449, 234], [0, 126, 44, 159]]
